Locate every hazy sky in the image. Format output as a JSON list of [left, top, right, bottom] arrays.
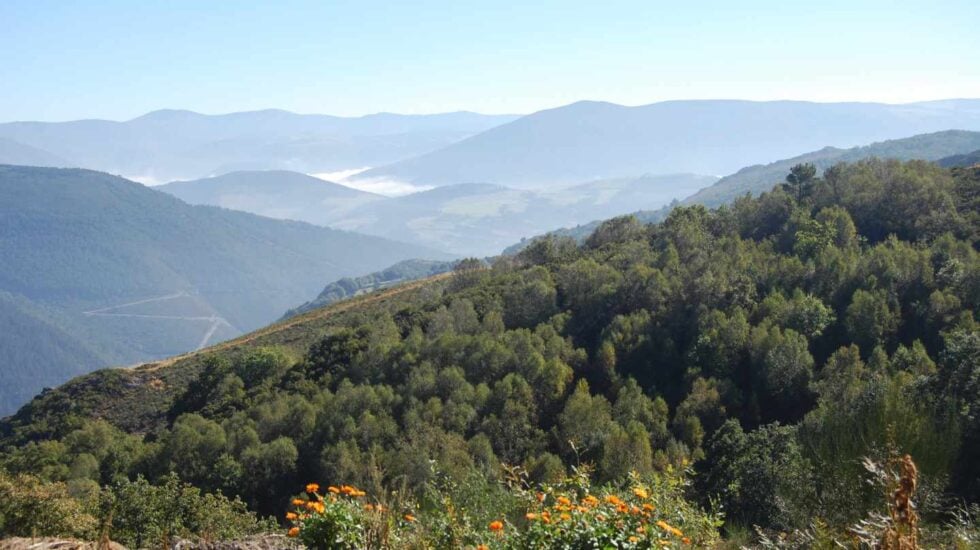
[[2, 0, 979, 122]]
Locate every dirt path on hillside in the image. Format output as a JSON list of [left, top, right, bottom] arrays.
[[134, 272, 453, 372]]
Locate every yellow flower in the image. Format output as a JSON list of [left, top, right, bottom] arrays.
[[305, 483, 319, 494], [287, 527, 300, 537], [629, 536, 639, 543], [559, 513, 571, 521], [633, 487, 649, 499]]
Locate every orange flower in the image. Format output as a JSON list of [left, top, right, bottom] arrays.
[[629, 536, 639, 543], [291, 498, 306, 506], [682, 537, 691, 544], [642, 503, 655, 512], [557, 496, 571, 506], [285, 512, 298, 521], [404, 514, 417, 522], [525, 512, 538, 520], [287, 527, 300, 537], [536, 492, 546, 503], [559, 512, 571, 521], [476, 545, 489, 550], [311, 502, 325, 513], [488, 520, 504, 532], [327, 486, 340, 494], [305, 483, 320, 494], [582, 495, 599, 507], [604, 495, 622, 506]]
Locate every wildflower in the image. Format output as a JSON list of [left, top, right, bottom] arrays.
[[285, 512, 298, 520], [557, 496, 571, 506], [476, 546, 489, 550], [560, 512, 571, 521], [305, 483, 319, 494], [287, 527, 300, 537], [633, 487, 649, 499], [604, 494, 622, 505], [525, 512, 538, 520], [327, 486, 340, 494], [311, 501, 325, 513], [656, 520, 683, 537], [489, 520, 504, 532], [629, 536, 639, 543], [291, 498, 306, 506], [404, 514, 417, 522], [682, 537, 691, 544], [582, 494, 599, 507], [642, 503, 655, 512]]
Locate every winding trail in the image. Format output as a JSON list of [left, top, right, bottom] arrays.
[[83, 291, 235, 350]]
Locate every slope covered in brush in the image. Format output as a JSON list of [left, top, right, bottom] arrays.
[[1, 159, 977, 536], [0, 165, 447, 413]]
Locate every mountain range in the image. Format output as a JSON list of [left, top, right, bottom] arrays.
[[0, 109, 518, 183], [355, 99, 980, 187], [159, 171, 715, 256], [686, 129, 980, 206], [0, 165, 446, 414]]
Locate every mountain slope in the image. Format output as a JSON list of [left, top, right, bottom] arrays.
[[0, 137, 70, 167], [1, 158, 976, 534], [0, 110, 518, 182], [328, 174, 715, 255], [937, 149, 980, 168], [686, 130, 980, 206], [0, 165, 448, 414], [157, 170, 382, 225], [355, 99, 980, 187]]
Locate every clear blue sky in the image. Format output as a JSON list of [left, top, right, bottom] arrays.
[[2, 0, 978, 121]]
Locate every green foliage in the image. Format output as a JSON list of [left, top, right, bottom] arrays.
[[1, 158, 978, 543]]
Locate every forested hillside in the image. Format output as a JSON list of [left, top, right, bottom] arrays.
[[1, 159, 978, 546], [0, 165, 446, 414], [685, 130, 980, 206]]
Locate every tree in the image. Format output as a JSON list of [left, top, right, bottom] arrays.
[[783, 163, 817, 202]]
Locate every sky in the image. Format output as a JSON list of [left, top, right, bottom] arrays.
[[2, 0, 979, 122]]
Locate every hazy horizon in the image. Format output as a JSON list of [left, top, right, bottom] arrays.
[[3, 0, 979, 122]]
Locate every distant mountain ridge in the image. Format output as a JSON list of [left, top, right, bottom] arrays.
[[159, 170, 714, 256], [0, 109, 518, 182], [356, 99, 980, 187], [0, 164, 448, 414], [158, 170, 382, 226], [685, 130, 980, 206]]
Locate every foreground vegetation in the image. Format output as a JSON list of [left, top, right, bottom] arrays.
[[2, 158, 979, 547]]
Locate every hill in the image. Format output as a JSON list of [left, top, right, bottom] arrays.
[[938, 149, 980, 168], [0, 165, 447, 414], [0, 110, 518, 183], [157, 170, 382, 226], [0, 137, 69, 167], [1, 158, 976, 544], [686, 130, 980, 206], [354, 99, 980, 187], [333, 174, 714, 256], [282, 258, 457, 319]]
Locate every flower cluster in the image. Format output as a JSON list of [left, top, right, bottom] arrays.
[[504, 483, 693, 549]]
